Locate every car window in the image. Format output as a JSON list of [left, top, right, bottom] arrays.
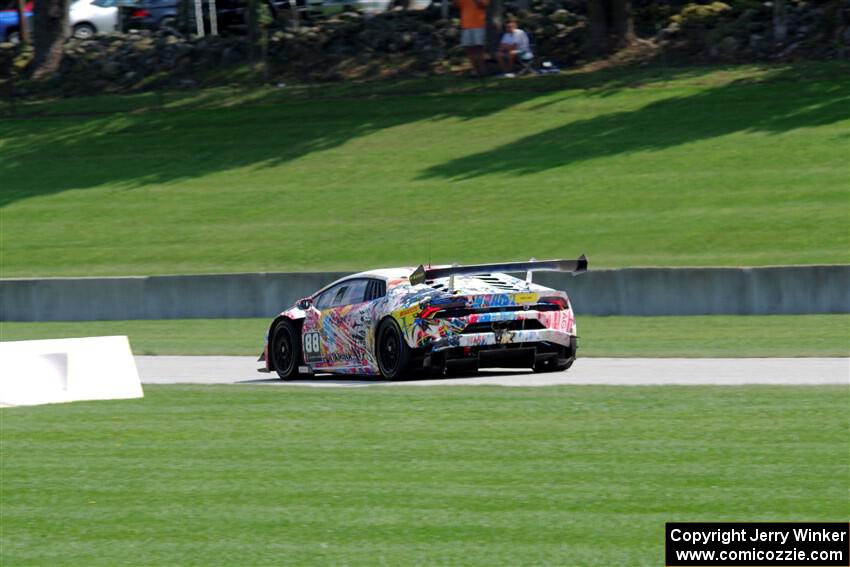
[[364, 279, 387, 301], [313, 279, 369, 310], [333, 279, 368, 307], [313, 284, 341, 310]]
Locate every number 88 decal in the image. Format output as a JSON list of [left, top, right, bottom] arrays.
[[303, 331, 322, 360]]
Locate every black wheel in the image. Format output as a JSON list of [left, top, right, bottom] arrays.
[[376, 318, 411, 380], [271, 319, 302, 380], [73, 23, 97, 39], [533, 337, 576, 373], [534, 357, 574, 373], [159, 16, 177, 30]]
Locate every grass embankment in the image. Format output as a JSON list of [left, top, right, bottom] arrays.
[[2, 63, 848, 277], [2, 385, 847, 565], [2, 314, 847, 357]]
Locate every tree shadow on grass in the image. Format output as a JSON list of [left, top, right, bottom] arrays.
[[1, 63, 847, 208], [417, 65, 850, 180], [0, 79, 541, 207]]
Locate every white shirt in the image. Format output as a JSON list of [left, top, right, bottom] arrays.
[[500, 29, 531, 54]]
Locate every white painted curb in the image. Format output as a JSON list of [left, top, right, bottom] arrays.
[[0, 336, 144, 407]]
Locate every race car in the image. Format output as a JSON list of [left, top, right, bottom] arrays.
[[259, 257, 587, 380]]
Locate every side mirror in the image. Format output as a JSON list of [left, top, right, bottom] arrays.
[[296, 297, 313, 310]]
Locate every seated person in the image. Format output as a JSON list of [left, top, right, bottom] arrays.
[[497, 20, 532, 77]]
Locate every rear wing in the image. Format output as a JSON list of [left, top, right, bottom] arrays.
[[409, 255, 588, 286]]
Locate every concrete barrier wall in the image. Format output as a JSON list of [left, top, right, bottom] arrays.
[[1, 272, 349, 322], [0, 336, 143, 406], [1, 266, 847, 322], [534, 265, 850, 316]]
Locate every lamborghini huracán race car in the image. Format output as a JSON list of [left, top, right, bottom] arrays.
[[259, 257, 587, 380]]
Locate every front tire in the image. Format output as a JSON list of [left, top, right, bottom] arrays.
[[376, 318, 411, 380], [271, 319, 303, 380]]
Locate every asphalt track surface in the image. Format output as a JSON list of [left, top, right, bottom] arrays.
[[136, 357, 849, 387]]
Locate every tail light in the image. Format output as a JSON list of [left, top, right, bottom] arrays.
[[419, 306, 441, 319], [130, 8, 150, 17], [540, 296, 569, 310]]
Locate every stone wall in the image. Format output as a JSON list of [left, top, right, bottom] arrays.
[[1, 0, 847, 94]]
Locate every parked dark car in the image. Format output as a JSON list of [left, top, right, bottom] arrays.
[[121, 0, 177, 30], [121, 0, 295, 33]]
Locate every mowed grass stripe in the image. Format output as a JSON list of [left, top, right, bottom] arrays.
[[2, 315, 847, 357], [2, 63, 848, 276], [1, 385, 847, 565]]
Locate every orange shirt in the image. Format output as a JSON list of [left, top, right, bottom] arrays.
[[456, 0, 489, 29]]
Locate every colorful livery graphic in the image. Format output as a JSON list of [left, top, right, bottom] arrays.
[[259, 257, 588, 380]]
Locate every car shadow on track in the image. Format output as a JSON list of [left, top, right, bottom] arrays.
[[237, 369, 533, 387]]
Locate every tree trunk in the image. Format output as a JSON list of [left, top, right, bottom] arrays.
[[486, 0, 503, 55], [586, 0, 634, 54], [208, 0, 218, 35], [31, 0, 68, 79], [611, 0, 635, 46], [586, 0, 608, 54], [258, 2, 270, 80], [193, 0, 205, 36], [177, 0, 189, 33], [16, 0, 30, 45], [245, 0, 258, 65], [772, 0, 787, 44], [287, 0, 299, 31]]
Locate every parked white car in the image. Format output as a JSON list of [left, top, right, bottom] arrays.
[[312, 0, 430, 15], [70, 0, 118, 38]]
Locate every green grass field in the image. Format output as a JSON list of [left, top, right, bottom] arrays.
[[2, 385, 847, 566], [2, 62, 847, 567], [2, 315, 847, 356], [2, 62, 848, 277]]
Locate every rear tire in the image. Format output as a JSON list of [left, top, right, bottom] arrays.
[[271, 319, 303, 380], [376, 318, 411, 380], [73, 23, 97, 39]]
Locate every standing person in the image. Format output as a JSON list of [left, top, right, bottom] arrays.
[[497, 19, 532, 77], [456, 0, 490, 77]]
